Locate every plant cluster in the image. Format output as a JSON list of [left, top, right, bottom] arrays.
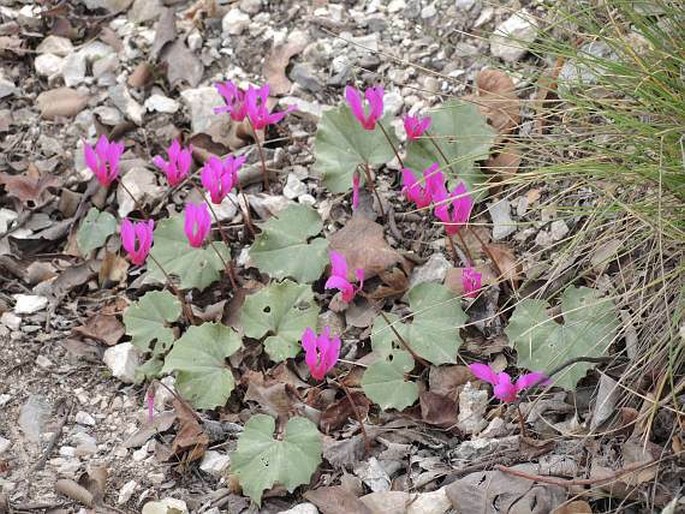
[[80, 76, 622, 505]]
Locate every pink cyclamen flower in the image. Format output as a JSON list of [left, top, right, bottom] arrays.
[[146, 387, 155, 423], [84, 135, 124, 187], [214, 80, 248, 121], [433, 181, 474, 236], [152, 140, 193, 187], [345, 85, 384, 130], [325, 251, 364, 303], [351, 171, 361, 210], [301, 326, 341, 381], [184, 202, 211, 248], [120, 218, 154, 266], [201, 154, 246, 204], [468, 363, 550, 403], [245, 84, 295, 130], [462, 267, 482, 298], [401, 162, 446, 209], [403, 114, 431, 141]]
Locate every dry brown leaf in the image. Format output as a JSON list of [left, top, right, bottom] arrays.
[[472, 69, 521, 137], [99, 251, 129, 286], [485, 243, 521, 285], [151, 9, 177, 60], [36, 87, 90, 119], [0, 164, 61, 206], [329, 214, 403, 280], [305, 485, 373, 514], [428, 365, 471, 398], [171, 398, 208, 463], [264, 31, 310, 96], [552, 501, 593, 514], [242, 370, 303, 423], [320, 392, 371, 434], [127, 61, 153, 88], [485, 147, 521, 178], [419, 391, 458, 429], [163, 38, 204, 88], [72, 314, 125, 346]]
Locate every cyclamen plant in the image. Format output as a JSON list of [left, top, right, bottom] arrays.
[[83, 68, 572, 506]]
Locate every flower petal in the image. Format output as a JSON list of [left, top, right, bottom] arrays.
[[468, 363, 499, 386]]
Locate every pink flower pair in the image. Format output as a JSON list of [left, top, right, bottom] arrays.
[[301, 326, 340, 381], [121, 219, 154, 266], [401, 163, 447, 209], [402, 114, 431, 140], [214, 81, 295, 129], [468, 362, 550, 403], [345, 85, 384, 130], [201, 154, 246, 204], [434, 181, 474, 236], [84, 135, 124, 187], [153, 140, 193, 187], [325, 251, 364, 303]]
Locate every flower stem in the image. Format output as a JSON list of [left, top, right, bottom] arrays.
[[424, 129, 450, 170], [247, 118, 269, 190], [192, 185, 239, 289], [360, 163, 386, 218], [333, 371, 371, 455], [377, 120, 404, 168], [455, 230, 474, 266], [117, 178, 196, 324]]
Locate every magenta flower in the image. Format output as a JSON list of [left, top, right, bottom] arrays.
[[345, 85, 384, 130], [401, 163, 446, 209], [462, 267, 482, 298], [184, 202, 211, 248], [120, 218, 154, 266], [245, 84, 295, 130], [146, 387, 155, 423], [403, 114, 431, 141], [433, 181, 473, 236], [352, 171, 360, 210], [325, 251, 364, 303], [301, 326, 341, 381], [153, 140, 193, 187], [468, 363, 550, 403], [214, 80, 248, 121], [201, 154, 246, 204], [84, 135, 124, 187]]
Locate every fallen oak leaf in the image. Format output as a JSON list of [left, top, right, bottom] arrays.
[[0, 164, 61, 206], [264, 30, 310, 96], [170, 398, 208, 464], [466, 69, 521, 139], [72, 314, 125, 346], [329, 214, 403, 280], [36, 87, 90, 119], [320, 391, 371, 434]]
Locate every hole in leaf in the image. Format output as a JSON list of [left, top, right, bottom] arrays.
[[263, 306, 271, 313]]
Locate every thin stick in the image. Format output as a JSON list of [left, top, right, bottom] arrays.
[[192, 185, 238, 289], [333, 372, 371, 455], [495, 458, 661, 487], [377, 120, 404, 168], [455, 230, 475, 265], [33, 399, 71, 472], [364, 296, 432, 368], [361, 163, 386, 218], [424, 129, 450, 169], [446, 235, 462, 267]]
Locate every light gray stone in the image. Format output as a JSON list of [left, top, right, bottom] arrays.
[[36, 36, 74, 56], [0, 437, 10, 455], [239, 0, 261, 15], [283, 174, 307, 199], [277, 504, 319, 514], [1, 312, 21, 330], [75, 411, 96, 426], [200, 450, 231, 476], [550, 220, 569, 241], [490, 9, 538, 62], [13, 294, 48, 314], [180, 87, 224, 134], [409, 253, 451, 287], [34, 53, 64, 77], [129, 0, 161, 23], [144, 94, 179, 113], [488, 199, 516, 240], [141, 498, 188, 514], [0, 77, 18, 99], [118, 480, 138, 505], [222, 8, 250, 36], [103, 343, 139, 383], [457, 381, 488, 434], [109, 84, 145, 125]]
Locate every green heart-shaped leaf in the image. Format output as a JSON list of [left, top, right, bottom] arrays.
[[77, 208, 117, 254], [162, 322, 242, 409], [240, 280, 319, 361], [123, 290, 181, 353], [249, 204, 328, 283], [232, 414, 322, 506]]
